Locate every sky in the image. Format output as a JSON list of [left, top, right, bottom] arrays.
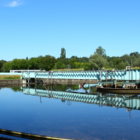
[[0, 0, 140, 61]]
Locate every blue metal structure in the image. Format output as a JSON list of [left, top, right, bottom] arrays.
[[23, 87, 140, 110], [0, 73, 22, 76], [22, 70, 140, 81]]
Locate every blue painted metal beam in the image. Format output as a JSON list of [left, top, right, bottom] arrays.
[[22, 70, 140, 81]]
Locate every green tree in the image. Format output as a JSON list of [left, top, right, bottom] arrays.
[[124, 61, 130, 67], [121, 54, 130, 62], [1, 62, 12, 72], [29, 57, 41, 69], [41, 55, 56, 71], [94, 46, 106, 57], [89, 54, 105, 70], [19, 59, 29, 69], [54, 61, 65, 69], [11, 59, 20, 70], [117, 61, 125, 69], [74, 62, 81, 68], [133, 59, 140, 67], [109, 61, 114, 68], [60, 48, 66, 59], [83, 62, 91, 70], [81, 57, 89, 62], [0, 60, 6, 72], [130, 52, 139, 57]]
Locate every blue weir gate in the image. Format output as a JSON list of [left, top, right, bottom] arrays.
[[22, 70, 140, 84]]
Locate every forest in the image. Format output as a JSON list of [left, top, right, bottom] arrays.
[[0, 46, 140, 72]]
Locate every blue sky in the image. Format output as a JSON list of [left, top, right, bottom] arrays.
[[0, 0, 140, 61]]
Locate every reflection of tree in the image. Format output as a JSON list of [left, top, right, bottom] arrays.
[[61, 99, 65, 102], [54, 85, 69, 91], [68, 85, 79, 90], [90, 86, 98, 94], [10, 87, 23, 92], [67, 100, 71, 105]]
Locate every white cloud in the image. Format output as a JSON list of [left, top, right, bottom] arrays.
[[6, 0, 23, 7]]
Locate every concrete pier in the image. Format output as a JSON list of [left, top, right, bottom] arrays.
[[42, 79, 98, 85], [0, 79, 25, 85]]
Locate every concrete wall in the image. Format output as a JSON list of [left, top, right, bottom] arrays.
[[0, 79, 24, 85], [42, 79, 98, 85]]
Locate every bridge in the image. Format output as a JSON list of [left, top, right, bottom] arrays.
[[22, 87, 140, 110], [21, 70, 140, 86], [22, 70, 140, 81]]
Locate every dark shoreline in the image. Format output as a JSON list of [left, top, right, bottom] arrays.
[[97, 87, 140, 94]]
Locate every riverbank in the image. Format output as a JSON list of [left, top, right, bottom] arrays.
[[0, 75, 22, 80], [0, 79, 25, 85]]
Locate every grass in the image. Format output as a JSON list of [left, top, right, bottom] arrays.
[[103, 68, 115, 70], [53, 68, 83, 71], [104, 67, 140, 70], [0, 75, 22, 80], [53, 67, 140, 71], [132, 67, 140, 70]]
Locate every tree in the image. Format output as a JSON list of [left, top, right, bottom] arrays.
[[83, 62, 91, 70], [124, 61, 130, 67], [11, 59, 20, 70], [29, 57, 41, 69], [94, 46, 106, 57], [121, 54, 130, 62], [81, 57, 89, 62], [109, 61, 113, 68], [89, 54, 105, 70], [74, 62, 81, 68], [1, 62, 12, 72], [54, 61, 65, 69], [130, 52, 139, 57], [19, 59, 29, 69], [60, 48, 66, 59], [117, 61, 125, 69], [0, 60, 6, 72], [41, 55, 56, 71]]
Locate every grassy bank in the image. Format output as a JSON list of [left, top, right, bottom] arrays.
[[53, 68, 83, 71], [0, 75, 22, 80]]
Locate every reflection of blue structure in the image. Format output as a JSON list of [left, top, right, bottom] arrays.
[[22, 70, 140, 81], [23, 88, 140, 110]]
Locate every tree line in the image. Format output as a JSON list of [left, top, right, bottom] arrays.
[[0, 46, 140, 72]]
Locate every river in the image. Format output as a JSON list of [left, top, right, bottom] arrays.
[[0, 85, 140, 140]]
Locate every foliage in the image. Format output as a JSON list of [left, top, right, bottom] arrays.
[[89, 54, 106, 70], [41, 55, 56, 71], [83, 62, 91, 70], [54, 61, 66, 69], [1, 62, 12, 72], [130, 52, 139, 57], [29, 57, 41, 69], [10, 87, 23, 92], [60, 48, 66, 59], [90, 86, 98, 94], [68, 85, 79, 90], [0, 47, 140, 71], [117, 61, 125, 69], [0, 60, 6, 72], [94, 46, 106, 57]]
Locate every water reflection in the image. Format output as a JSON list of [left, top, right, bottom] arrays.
[[23, 85, 140, 114], [0, 85, 140, 140]]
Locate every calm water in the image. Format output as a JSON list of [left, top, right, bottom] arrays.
[[0, 85, 140, 140]]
